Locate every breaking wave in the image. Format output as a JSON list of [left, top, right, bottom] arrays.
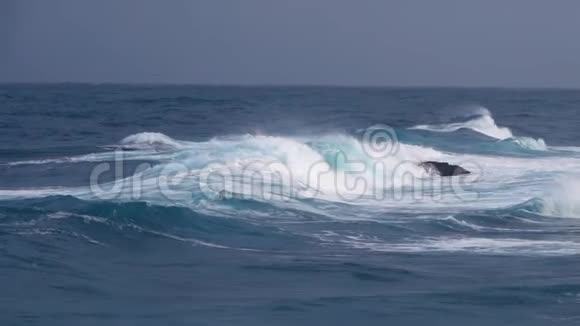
[[410, 106, 547, 151], [0, 132, 450, 206], [118, 132, 187, 150], [3, 107, 580, 256], [519, 176, 580, 218]]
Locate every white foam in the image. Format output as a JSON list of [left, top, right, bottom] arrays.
[[312, 229, 580, 256], [510, 137, 547, 151], [343, 236, 580, 256], [552, 146, 580, 154], [4, 151, 172, 167], [534, 176, 580, 218], [2, 131, 580, 218], [4, 134, 182, 167], [410, 106, 547, 152], [411, 107, 513, 140], [0, 187, 77, 200], [120, 132, 185, 150]]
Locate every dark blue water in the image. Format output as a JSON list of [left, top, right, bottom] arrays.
[[2, 84, 580, 325]]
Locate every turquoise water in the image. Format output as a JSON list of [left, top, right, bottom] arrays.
[[2, 84, 580, 325]]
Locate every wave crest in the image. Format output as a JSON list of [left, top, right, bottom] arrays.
[[411, 107, 513, 140], [517, 176, 580, 218], [410, 106, 546, 151], [119, 132, 185, 150], [1, 132, 446, 206]]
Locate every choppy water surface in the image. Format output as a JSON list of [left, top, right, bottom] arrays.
[[2, 85, 580, 325]]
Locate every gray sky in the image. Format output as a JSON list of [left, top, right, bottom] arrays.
[[2, 0, 580, 87]]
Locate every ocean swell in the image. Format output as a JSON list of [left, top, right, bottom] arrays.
[[410, 107, 547, 151]]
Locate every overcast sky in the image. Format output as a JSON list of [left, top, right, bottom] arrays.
[[2, 0, 580, 87]]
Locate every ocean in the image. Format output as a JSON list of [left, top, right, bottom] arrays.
[[1, 84, 580, 325]]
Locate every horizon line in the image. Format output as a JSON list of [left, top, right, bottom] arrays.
[[1, 81, 579, 91]]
